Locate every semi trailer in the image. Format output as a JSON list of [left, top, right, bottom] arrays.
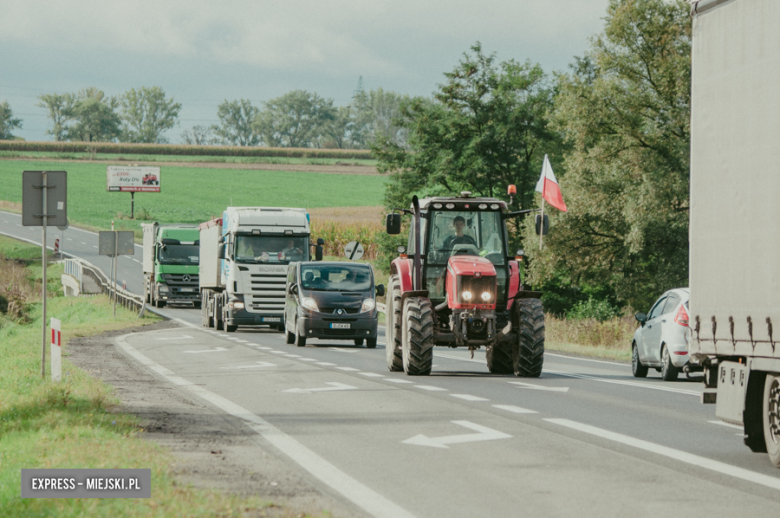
[[198, 207, 322, 332], [142, 223, 201, 307], [689, 0, 780, 467]]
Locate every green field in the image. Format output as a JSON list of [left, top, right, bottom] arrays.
[[0, 160, 387, 236]]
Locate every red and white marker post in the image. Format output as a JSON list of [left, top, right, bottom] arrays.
[[51, 317, 62, 382]]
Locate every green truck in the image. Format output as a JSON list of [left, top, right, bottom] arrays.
[[142, 223, 200, 308]]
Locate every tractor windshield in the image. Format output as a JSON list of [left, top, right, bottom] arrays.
[[427, 210, 505, 266]]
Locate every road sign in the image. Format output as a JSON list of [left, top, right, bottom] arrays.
[[344, 241, 364, 261], [22, 171, 67, 227], [106, 166, 161, 192], [98, 231, 135, 256]]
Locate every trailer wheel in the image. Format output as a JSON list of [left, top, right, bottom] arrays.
[[632, 342, 648, 378], [513, 298, 544, 378], [401, 297, 433, 376], [660, 345, 679, 381], [763, 374, 780, 467], [486, 340, 514, 374], [385, 275, 404, 371]]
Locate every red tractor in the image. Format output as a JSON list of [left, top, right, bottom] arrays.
[[385, 191, 545, 377], [142, 173, 159, 186]]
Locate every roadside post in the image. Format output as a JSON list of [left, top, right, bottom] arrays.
[[58, 221, 68, 258], [51, 317, 62, 382], [22, 170, 67, 379], [98, 231, 134, 316], [106, 166, 161, 219]]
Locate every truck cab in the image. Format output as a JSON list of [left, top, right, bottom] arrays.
[[142, 223, 200, 308]]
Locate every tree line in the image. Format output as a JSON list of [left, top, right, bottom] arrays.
[[0, 82, 410, 149]]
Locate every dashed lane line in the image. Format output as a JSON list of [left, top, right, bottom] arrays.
[[337, 367, 360, 372], [360, 372, 384, 378], [450, 394, 489, 402], [386, 379, 414, 384], [492, 404, 538, 414], [316, 362, 337, 366], [415, 385, 447, 392]]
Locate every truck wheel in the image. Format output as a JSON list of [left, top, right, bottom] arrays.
[[513, 298, 544, 378], [225, 325, 237, 333], [156, 299, 166, 308], [632, 343, 648, 378], [215, 298, 224, 330], [762, 374, 780, 467], [385, 275, 404, 371], [286, 329, 295, 344], [200, 294, 209, 327], [366, 338, 377, 349], [401, 297, 433, 376], [486, 340, 514, 374], [660, 345, 679, 381]]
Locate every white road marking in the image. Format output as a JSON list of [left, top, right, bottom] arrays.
[[402, 421, 511, 449], [66, 237, 73, 241], [284, 382, 358, 394], [337, 367, 359, 372], [81, 242, 87, 245], [237, 340, 251, 343], [546, 418, 780, 492], [114, 335, 416, 518], [546, 369, 700, 397], [360, 372, 385, 378], [132, 258, 141, 263], [183, 347, 228, 354], [257, 347, 273, 350], [285, 354, 303, 358], [221, 361, 276, 369], [415, 385, 447, 391], [155, 335, 193, 341], [493, 404, 538, 414], [509, 381, 570, 393], [708, 420, 743, 430], [300, 358, 318, 362], [330, 347, 359, 353], [92, 245, 97, 249], [270, 351, 286, 354], [386, 379, 414, 384], [450, 394, 489, 402], [316, 362, 337, 366]]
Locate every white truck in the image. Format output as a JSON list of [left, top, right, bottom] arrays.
[[689, 0, 780, 467], [198, 207, 323, 332]]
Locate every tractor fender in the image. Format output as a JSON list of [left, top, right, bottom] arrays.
[[507, 260, 520, 311], [391, 257, 414, 293]]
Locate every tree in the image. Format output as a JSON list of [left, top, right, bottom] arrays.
[[211, 99, 259, 146], [253, 90, 335, 148], [119, 86, 181, 143], [181, 125, 218, 145], [320, 105, 352, 149], [37, 93, 74, 141], [65, 87, 121, 142], [0, 101, 22, 140], [350, 88, 409, 149], [524, 0, 691, 311], [373, 43, 559, 213]]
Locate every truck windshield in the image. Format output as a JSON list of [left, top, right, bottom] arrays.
[[158, 244, 199, 265], [235, 236, 308, 264], [427, 210, 505, 265], [300, 264, 372, 291]]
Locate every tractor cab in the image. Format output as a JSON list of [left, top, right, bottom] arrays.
[[385, 190, 545, 378]]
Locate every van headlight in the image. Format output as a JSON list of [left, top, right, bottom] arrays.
[[360, 298, 376, 313], [301, 297, 319, 312]]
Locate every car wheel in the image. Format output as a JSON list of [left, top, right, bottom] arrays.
[[632, 343, 648, 378], [661, 345, 679, 381], [366, 338, 377, 349], [297, 333, 307, 347], [354, 338, 364, 346]]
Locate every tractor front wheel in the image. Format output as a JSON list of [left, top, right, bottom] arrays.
[[385, 275, 404, 371], [513, 298, 545, 377], [401, 297, 434, 376]]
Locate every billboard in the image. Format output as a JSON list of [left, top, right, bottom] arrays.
[[106, 166, 161, 192]]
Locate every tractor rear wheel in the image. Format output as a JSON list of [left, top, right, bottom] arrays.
[[402, 297, 433, 376], [385, 275, 404, 371], [487, 340, 514, 374], [513, 298, 544, 377]]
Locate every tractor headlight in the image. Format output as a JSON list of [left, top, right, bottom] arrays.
[[462, 291, 473, 301], [481, 292, 491, 301], [301, 297, 320, 312], [360, 298, 376, 313]]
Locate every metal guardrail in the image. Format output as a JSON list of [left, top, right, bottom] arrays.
[[62, 257, 145, 313]]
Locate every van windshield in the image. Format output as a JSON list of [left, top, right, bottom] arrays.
[[300, 264, 372, 291]]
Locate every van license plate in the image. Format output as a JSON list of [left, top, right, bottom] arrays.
[[330, 323, 351, 329], [262, 317, 281, 323]]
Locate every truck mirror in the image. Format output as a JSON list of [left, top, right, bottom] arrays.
[[535, 214, 549, 236], [217, 245, 225, 260], [317, 237, 325, 246], [288, 284, 298, 295], [386, 214, 402, 235], [315, 245, 323, 261], [376, 284, 385, 297], [635, 312, 647, 325]]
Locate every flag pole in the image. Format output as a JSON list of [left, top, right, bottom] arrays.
[[539, 196, 545, 251]]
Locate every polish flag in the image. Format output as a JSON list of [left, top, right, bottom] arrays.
[[535, 155, 567, 212]]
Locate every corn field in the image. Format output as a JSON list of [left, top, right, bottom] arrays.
[[309, 206, 384, 260]]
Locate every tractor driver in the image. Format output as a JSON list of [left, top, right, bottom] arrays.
[[443, 216, 476, 250]]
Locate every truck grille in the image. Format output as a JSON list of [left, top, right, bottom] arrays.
[[162, 273, 199, 286], [247, 272, 287, 314]]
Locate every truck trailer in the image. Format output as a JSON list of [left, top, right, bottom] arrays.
[[142, 223, 201, 307], [199, 207, 320, 332], [689, 0, 780, 467]]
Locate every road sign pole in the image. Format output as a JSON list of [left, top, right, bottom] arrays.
[[113, 231, 118, 317], [41, 171, 47, 379], [131, 192, 134, 219]]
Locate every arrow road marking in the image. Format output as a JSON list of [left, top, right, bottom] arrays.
[[402, 421, 511, 449], [183, 347, 228, 354], [508, 381, 569, 393], [155, 335, 193, 341], [284, 382, 358, 394], [221, 361, 277, 369]]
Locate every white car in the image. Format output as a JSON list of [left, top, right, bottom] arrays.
[[632, 288, 690, 381]]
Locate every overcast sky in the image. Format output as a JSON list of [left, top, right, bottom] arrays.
[[0, 0, 610, 143]]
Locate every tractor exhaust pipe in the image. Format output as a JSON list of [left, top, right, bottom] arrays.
[[412, 195, 422, 291]]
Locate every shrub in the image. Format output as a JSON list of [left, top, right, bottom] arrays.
[[567, 297, 621, 321]]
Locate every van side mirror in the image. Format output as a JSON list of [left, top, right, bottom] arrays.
[[386, 213, 402, 235], [315, 245, 323, 261], [376, 284, 385, 297], [535, 214, 549, 236], [635, 312, 647, 325], [217, 245, 225, 259]]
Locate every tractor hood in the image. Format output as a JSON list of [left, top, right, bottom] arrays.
[[447, 256, 497, 277]]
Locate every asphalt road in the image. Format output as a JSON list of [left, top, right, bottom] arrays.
[[3, 209, 779, 517]]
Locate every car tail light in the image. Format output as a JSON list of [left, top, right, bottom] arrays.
[[674, 305, 689, 327]]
